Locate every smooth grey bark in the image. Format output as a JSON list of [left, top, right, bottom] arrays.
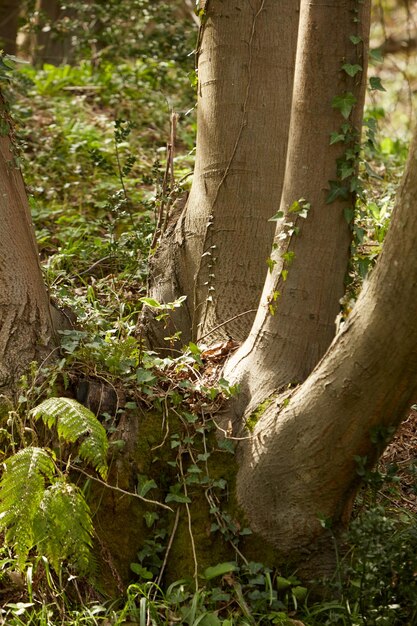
[[224, 0, 372, 416], [0, 100, 55, 388], [144, 0, 300, 348], [236, 126, 417, 569]]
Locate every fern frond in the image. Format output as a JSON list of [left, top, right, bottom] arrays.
[[33, 480, 94, 574], [31, 398, 108, 479], [0, 447, 55, 568]]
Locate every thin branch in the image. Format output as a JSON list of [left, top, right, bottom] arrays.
[[155, 507, 181, 589], [71, 465, 174, 512], [198, 309, 257, 343]]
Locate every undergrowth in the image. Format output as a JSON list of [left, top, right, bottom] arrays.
[[0, 2, 416, 625]]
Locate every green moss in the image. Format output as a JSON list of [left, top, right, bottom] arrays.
[[246, 395, 275, 431]]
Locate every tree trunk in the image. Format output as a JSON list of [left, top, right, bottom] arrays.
[[224, 0, 371, 416], [0, 99, 55, 388], [0, 0, 20, 55], [145, 0, 300, 348], [235, 126, 417, 576], [32, 0, 74, 65]]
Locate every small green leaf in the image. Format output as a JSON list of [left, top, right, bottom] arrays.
[[139, 297, 161, 308], [194, 613, 221, 626], [277, 576, 292, 590], [203, 562, 238, 580], [144, 512, 159, 528], [137, 476, 157, 497], [350, 35, 362, 45], [266, 257, 276, 273], [339, 161, 354, 180], [130, 563, 153, 579], [292, 585, 308, 601], [369, 76, 386, 92], [364, 161, 383, 180], [342, 63, 362, 77], [136, 368, 156, 384], [330, 131, 346, 145], [165, 492, 191, 504], [331, 92, 357, 119], [268, 210, 284, 221], [344, 206, 355, 224], [281, 250, 295, 264], [326, 181, 349, 204], [369, 48, 383, 63], [188, 342, 201, 355]]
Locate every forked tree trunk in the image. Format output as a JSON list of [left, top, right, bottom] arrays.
[[0, 100, 55, 388], [145, 0, 300, 348], [235, 127, 417, 575], [224, 0, 372, 416]]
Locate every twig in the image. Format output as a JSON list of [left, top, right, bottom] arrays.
[[197, 309, 257, 342], [212, 417, 252, 441], [179, 454, 199, 589], [155, 507, 181, 589], [71, 465, 174, 512], [150, 111, 177, 249]]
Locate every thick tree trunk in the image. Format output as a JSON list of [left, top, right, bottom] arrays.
[[0, 0, 20, 55], [224, 0, 371, 415], [0, 100, 55, 388], [235, 127, 417, 575], [145, 0, 300, 348]]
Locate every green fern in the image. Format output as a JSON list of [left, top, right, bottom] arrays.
[[33, 480, 94, 574], [31, 397, 108, 479], [0, 398, 110, 572], [0, 447, 55, 569]]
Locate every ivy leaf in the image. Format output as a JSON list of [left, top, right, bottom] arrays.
[[344, 206, 355, 224], [326, 181, 350, 204], [330, 131, 346, 145], [339, 162, 354, 180], [369, 48, 383, 63], [350, 35, 362, 45], [342, 63, 362, 77], [369, 76, 386, 92], [130, 563, 153, 580], [364, 161, 383, 180], [268, 210, 284, 221], [165, 492, 191, 504], [332, 92, 357, 119]]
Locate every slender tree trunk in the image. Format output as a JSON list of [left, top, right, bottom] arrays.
[[224, 0, 371, 416], [32, 0, 74, 65], [0, 0, 20, 55], [235, 125, 417, 576], [145, 0, 300, 348], [0, 99, 55, 388]]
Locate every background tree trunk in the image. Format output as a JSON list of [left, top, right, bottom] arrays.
[[32, 0, 74, 65], [0, 99, 55, 388], [0, 0, 21, 55], [235, 126, 417, 576], [145, 0, 300, 348], [224, 0, 371, 416]]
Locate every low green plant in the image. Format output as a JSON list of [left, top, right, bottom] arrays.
[[0, 398, 108, 574]]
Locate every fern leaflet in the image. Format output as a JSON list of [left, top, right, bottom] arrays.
[[33, 480, 94, 574], [31, 397, 108, 479], [0, 447, 55, 568]]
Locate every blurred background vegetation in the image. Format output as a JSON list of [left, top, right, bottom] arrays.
[[0, 1, 416, 624]]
